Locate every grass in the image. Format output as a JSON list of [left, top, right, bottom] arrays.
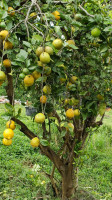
[[0, 104, 112, 199]]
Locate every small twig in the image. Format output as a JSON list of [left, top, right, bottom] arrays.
[[24, 1, 34, 38], [79, 5, 94, 18], [27, 21, 44, 38]]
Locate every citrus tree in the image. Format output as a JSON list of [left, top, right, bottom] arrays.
[[0, 0, 112, 199]]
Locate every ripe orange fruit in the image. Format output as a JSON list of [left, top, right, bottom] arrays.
[[35, 113, 45, 123], [32, 71, 41, 80], [40, 52, 51, 64], [52, 10, 60, 20], [74, 109, 80, 116], [0, 30, 9, 40], [36, 46, 44, 57], [3, 128, 14, 139], [2, 138, 12, 146], [52, 39, 63, 49], [45, 46, 53, 55], [8, 7, 15, 16], [40, 95, 47, 104], [3, 40, 13, 50], [66, 109, 75, 119], [24, 75, 34, 87], [91, 28, 101, 37], [0, 71, 6, 81], [70, 76, 78, 83], [30, 137, 40, 147], [6, 120, 16, 130], [3, 59, 11, 67]]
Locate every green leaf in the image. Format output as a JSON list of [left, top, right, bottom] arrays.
[[32, 34, 43, 42], [104, 26, 112, 32], [0, 10, 7, 19], [67, 44, 78, 49], [28, 66, 37, 71], [16, 50, 28, 61], [15, 108, 21, 118], [41, 139, 49, 146], [5, 103, 14, 114], [23, 41, 31, 48]]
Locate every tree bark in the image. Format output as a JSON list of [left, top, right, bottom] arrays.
[[62, 164, 78, 200]]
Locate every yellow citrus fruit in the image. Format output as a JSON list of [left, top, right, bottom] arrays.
[[37, 61, 43, 67], [3, 59, 11, 67], [66, 109, 75, 119], [35, 113, 45, 123], [91, 28, 101, 37], [66, 123, 74, 131], [30, 12, 37, 19], [6, 120, 16, 130], [45, 46, 53, 55], [67, 40, 75, 48], [0, 71, 6, 81], [97, 94, 104, 101], [3, 40, 13, 50], [2, 138, 12, 146], [64, 98, 70, 105], [3, 128, 14, 139], [60, 76, 67, 83], [36, 47, 44, 57], [40, 95, 47, 104], [0, 30, 9, 40], [70, 76, 78, 83], [24, 75, 34, 87], [8, 7, 15, 16], [32, 71, 41, 80], [43, 85, 51, 94], [30, 137, 40, 147], [40, 52, 51, 64], [52, 10, 60, 20], [74, 109, 80, 116], [52, 39, 63, 50]]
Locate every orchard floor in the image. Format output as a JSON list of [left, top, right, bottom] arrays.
[[0, 104, 112, 200]]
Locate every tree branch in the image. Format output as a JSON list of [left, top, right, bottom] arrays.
[[79, 5, 94, 18]]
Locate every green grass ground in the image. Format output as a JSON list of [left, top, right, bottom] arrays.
[[0, 104, 112, 200]]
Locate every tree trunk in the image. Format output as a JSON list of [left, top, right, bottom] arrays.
[[62, 165, 78, 200]]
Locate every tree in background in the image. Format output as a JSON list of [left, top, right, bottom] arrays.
[[0, 0, 112, 199]]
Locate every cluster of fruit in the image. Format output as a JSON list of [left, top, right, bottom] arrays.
[[0, 29, 13, 86], [2, 120, 16, 146]]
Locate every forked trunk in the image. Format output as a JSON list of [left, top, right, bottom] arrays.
[[62, 165, 78, 200]]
